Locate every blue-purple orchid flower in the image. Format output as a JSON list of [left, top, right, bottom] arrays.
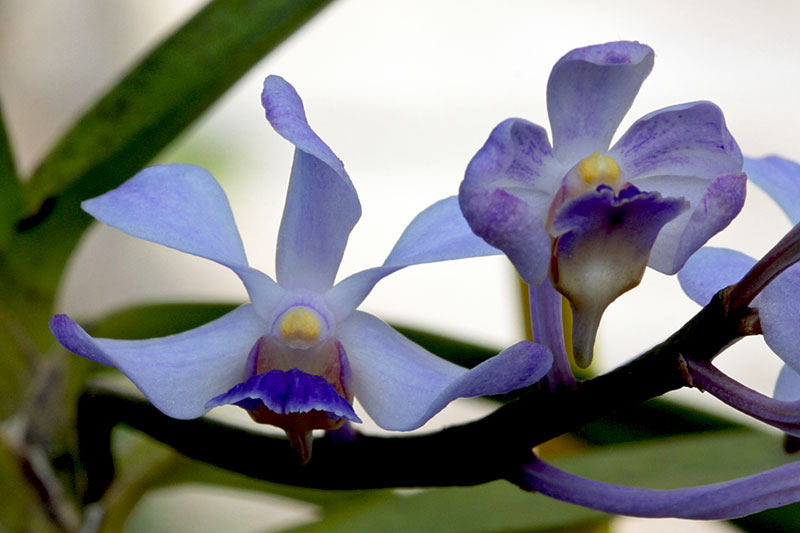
[[50, 76, 552, 462], [459, 41, 745, 368], [514, 156, 800, 520], [679, 155, 800, 436]]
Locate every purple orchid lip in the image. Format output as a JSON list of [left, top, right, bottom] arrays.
[[205, 368, 361, 423]]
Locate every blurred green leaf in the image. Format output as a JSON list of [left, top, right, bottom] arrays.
[[284, 481, 605, 533], [91, 302, 239, 339], [98, 428, 392, 533], [5, 0, 333, 299], [23, 0, 333, 214], [0, 103, 22, 251], [0, 437, 44, 532], [573, 398, 741, 446]]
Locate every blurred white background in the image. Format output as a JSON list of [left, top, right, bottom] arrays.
[[2, 0, 799, 531]]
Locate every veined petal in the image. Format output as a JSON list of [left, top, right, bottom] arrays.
[[83, 164, 248, 267], [327, 196, 502, 319], [262, 75, 361, 291], [383, 196, 501, 267], [49, 305, 265, 419], [337, 311, 552, 431], [460, 117, 563, 285], [547, 41, 654, 164], [205, 368, 361, 422], [759, 264, 800, 374], [677, 247, 756, 306], [611, 101, 741, 180], [775, 365, 800, 402], [745, 156, 800, 225], [642, 173, 747, 274], [81, 164, 283, 309]]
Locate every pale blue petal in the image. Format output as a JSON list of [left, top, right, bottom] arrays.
[[326, 196, 502, 320], [337, 312, 552, 431], [547, 41, 654, 164], [459, 117, 562, 285], [82, 164, 249, 267], [774, 365, 800, 402], [759, 264, 800, 374], [745, 156, 800, 224], [678, 247, 756, 306], [262, 75, 361, 291], [383, 196, 501, 267], [49, 305, 266, 419], [611, 101, 741, 180], [81, 164, 283, 310], [642, 173, 747, 274]]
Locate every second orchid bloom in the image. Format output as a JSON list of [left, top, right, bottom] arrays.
[[459, 41, 745, 367]]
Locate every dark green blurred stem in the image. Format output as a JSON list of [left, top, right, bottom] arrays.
[[78, 290, 755, 496]]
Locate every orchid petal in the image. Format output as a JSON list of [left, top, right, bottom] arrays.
[[677, 247, 756, 306], [327, 196, 502, 319], [642, 172, 747, 274], [262, 75, 361, 291], [337, 311, 552, 431], [775, 365, 800, 402], [82, 164, 248, 266], [758, 264, 800, 374], [611, 101, 741, 180], [384, 196, 501, 267], [547, 41, 654, 164], [520, 456, 800, 520], [81, 164, 283, 309], [459, 117, 562, 285], [745, 156, 800, 225], [49, 305, 265, 419], [206, 368, 361, 422]]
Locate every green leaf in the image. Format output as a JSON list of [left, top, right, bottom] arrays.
[[284, 481, 605, 533], [0, 437, 47, 532], [572, 398, 741, 446], [98, 428, 391, 533], [90, 302, 239, 340], [23, 0, 333, 214], [0, 102, 23, 250], [5, 0, 333, 299]]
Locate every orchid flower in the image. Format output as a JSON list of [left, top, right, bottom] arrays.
[[459, 41, 745, 367], [50, 76, 553, 462], [679, 155, 800, 434]]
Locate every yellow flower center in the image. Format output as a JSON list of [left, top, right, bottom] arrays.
[[577, 152, 621, 188], [278, 306, 322, 348]]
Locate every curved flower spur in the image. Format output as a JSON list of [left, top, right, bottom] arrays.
[[459, 41, 745, 368], [50, 76, 552, 462]]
